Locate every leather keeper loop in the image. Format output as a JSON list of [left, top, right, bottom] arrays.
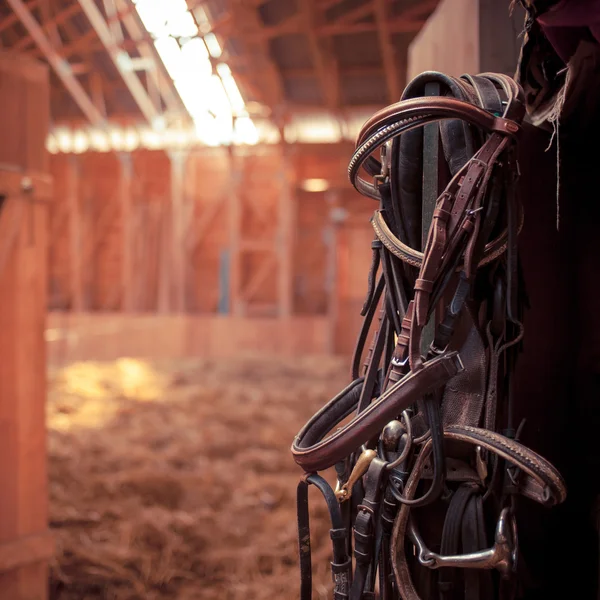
[[433, 207, 451, 222], [330, 528, 347, 541], [415, 278, 434, 293]]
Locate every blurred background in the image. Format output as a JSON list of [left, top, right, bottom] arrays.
[[0, 1, 524, 598]]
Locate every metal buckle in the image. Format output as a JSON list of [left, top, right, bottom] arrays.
[[408, 507, 518, 577]]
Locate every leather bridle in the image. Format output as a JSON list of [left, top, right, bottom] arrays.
[[291, 71, 567, 600]]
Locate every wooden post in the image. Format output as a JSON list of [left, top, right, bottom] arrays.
[[67, 155, 84, 310], [278, 145, 295, 317], [0, 52, 54, 600], [118, 152, 134, 311], [228, 146, 243, 316]]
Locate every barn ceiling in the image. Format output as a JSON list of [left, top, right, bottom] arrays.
[[0, 0, 439, 148]]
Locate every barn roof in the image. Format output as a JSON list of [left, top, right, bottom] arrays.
[[1, 0, 438, 149]]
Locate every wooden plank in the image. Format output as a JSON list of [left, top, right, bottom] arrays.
[[67, 155, 83, 310]]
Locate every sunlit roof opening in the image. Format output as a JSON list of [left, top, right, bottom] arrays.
[[132, 0, 258, 146]]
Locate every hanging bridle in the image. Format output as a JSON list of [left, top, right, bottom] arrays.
[[291, 71, 567, 600]]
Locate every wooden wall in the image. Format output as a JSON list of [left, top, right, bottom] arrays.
[[47, 143, 375, 357]]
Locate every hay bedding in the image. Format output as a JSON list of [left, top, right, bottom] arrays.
[[48, 356, 348, 600]]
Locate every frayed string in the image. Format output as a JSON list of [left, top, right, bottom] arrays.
[[544, 67, 570, 231]]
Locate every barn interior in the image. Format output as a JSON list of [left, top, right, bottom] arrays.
[[1, 0, 598, 599]]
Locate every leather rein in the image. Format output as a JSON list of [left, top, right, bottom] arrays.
[[290, 71, 567, 600]]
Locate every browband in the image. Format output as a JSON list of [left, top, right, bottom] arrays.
[[292, 352, 464, 472]]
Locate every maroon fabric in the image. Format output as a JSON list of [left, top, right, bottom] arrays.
[[535, 0, 600, 62]]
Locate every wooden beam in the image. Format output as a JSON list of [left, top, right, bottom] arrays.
[[76, 0, 161, 126], [6, 0, 106, 127], [374, 0, 402, 102], [67, 155, 84, 311]]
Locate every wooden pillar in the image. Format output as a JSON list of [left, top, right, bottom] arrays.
[[118, 152, 134, 311], [0, 52, 54, 600], [66, 155, 84, 310], [278, 146, 295, 317], [168, 150, 188, 313], [228, 146, 243, 316]]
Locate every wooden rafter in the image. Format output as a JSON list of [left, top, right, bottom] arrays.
[[374, 0, 401, 102], [6, 0, 106, 126], [76, 0, 162, 127], [284, 65, 383, 78], [301, 0, 340, 110], [0, 0, 39, 35], [228, 0, 286, 119], [12, 2, 80, 51], [320, 18, 425, 36], [336, 1, 375, 24]]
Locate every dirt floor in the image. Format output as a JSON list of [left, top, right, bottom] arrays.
[[48, 355, 349, 600]]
